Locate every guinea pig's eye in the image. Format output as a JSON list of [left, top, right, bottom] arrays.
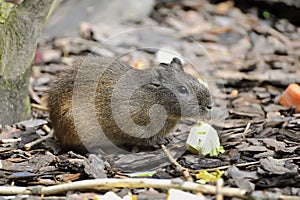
[[178, 86, 189, 95]]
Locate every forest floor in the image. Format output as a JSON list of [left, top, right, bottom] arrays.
[[0, 0, 299, 199]]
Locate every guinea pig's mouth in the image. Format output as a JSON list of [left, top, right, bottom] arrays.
[[178, 104, 213, 119]]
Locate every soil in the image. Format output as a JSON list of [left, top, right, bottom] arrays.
[[0, 0, 299, 199]]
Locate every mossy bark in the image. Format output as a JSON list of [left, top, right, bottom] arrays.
[[0, 0, 53, 125]]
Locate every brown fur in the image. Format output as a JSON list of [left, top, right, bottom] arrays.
[[48, 56, 212, 153]]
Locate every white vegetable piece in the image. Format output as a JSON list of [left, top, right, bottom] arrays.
[[186, 122, 221, 156], [167, 189, 202, 200]]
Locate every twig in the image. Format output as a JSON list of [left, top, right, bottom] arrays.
[[162, 142, 300, 173], [161, 144, 186, 170], [204, 156, 300, 172], [162, 143, 260, 173], [242, 122, 251, 139], [31, 103, 49, 111], [161, 145, 207, 198], [1, 178, 298, 199], [0, 178, 249, 198], [24, 129, 54, 151], [161, 144, 193, 181], [29, 87, 41, 105], [205, 161, 259, 172], [281, 156, 300, 162], [42, 124, 51, 133], [253, 24, 291, 46], [278, 195, 300, 200], [0, 138, 21, 144], [216, 178, 224, 200]]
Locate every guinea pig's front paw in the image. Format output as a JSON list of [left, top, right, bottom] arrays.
[[133, 135, 176, 151], [156, 135, 175, 147]]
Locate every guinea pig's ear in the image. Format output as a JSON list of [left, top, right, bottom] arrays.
[[170, 57, 184, 71], [151, 63, 170, 85]]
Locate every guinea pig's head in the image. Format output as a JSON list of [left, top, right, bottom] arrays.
[[146, 57, 213, 118]]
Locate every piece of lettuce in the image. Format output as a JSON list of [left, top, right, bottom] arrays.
[[186, 122, 224, 156]]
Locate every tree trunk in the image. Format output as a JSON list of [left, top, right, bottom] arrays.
[[0, 0, 54, 125]]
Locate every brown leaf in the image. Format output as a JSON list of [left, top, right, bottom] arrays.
[[262, 138, 298, 153]]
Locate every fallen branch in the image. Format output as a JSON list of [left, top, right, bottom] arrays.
[[162, 142, 300, 174], [161, 144, 205, 198], [0, 178, 248, 198], [161, 144, 193, 181], [216, 178, 224, 200], [205, 156, 300, 172], [0, 178, 298, 199]]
